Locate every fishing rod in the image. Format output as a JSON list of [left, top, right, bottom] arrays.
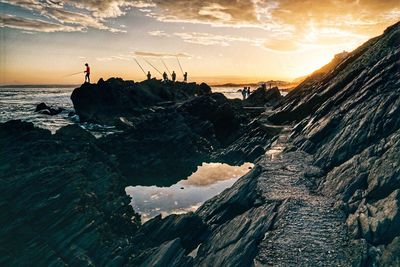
[[142, 57, 163, 75], [63, 71, 83, 77], [134, 58, 147, 75], [176, 56, 184, 76], [161, 58, 171, 76]]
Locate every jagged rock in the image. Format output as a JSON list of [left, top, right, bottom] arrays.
[[271, 21, 400, 265], [243, 86, 283, 107], [35, 102, 64, 115], [0, 120, 139, 266], [139, 239, 192, 267]]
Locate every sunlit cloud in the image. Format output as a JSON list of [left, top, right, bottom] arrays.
[[0, 14, 83, 32], [148, 30, 169, 37], [133, 51, 192, 58], [137, 0, 399, 49], [173, 32, 265, 47], [0, 0, 136, 32]]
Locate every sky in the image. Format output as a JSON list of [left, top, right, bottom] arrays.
[[0, 0, 399, 85]]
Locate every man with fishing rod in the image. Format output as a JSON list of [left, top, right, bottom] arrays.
[[64, 63, 91, 84], [84, 63, 90, 83]]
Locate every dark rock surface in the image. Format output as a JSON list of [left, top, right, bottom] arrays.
[[35, 102, 64, 115], [0, 87, 276, 266], [243, 86, 283, 107], [267, 21, 400, 265], [0, 120, 139, 266], [71, 78, 211, 123], [96, 92, 274, 186]]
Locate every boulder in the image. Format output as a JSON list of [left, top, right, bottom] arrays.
[[35, 102, 64, 115], [243, 86, 283, 107]]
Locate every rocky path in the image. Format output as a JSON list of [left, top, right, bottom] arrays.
[[253, 123, 354, 266]]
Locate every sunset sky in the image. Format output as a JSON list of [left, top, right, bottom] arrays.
[[0, 0, 399, 85]]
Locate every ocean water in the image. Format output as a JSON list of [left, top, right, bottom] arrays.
[[0, 87, 118, 136], [0, 86, 246, 133], [213, 86, 288, 99], [0, 87, 75, 131]]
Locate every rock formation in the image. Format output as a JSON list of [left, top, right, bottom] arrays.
[[71, 78, 211, 123], [0, 21, 399, 267], [243, 86, 283, 107], [35, 102, 64, 115], [268, 21, 400, 265]]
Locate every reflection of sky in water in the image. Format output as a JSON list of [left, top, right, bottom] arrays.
[[126, 162, 253, 222]]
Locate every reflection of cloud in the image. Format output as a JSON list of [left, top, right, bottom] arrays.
[[133, 51, 191, 58], [180, 162, 253, 187]]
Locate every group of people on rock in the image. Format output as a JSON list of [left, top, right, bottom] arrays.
[[82, 63, 188, 84], [241, 86, 252, 100], [148, 71, 188, 83]]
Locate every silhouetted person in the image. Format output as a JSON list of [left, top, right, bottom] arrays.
[[163, 72, 168, 82], [171, 71, 176, 82], [262, 83, 266, 90], [84, 63, 90, 83], [147, 71, 151, 80], [183, 72, 188, 82], [247, 87, 251, 96], [241, 87, 247, 100]]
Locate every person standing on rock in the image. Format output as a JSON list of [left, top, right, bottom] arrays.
[[183, 72, 188, 82], [162, 71, 168, 82], [147, 71, 151, 80], [241, 87, 247, 100], [171, 71, 176, 82], [84, 63, 90, 83]]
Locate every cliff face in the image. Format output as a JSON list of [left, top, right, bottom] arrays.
[[270, 21, 400, 264]]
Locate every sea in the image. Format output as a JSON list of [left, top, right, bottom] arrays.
[[0, 86, 262, 133], [0, 85, 264, 222]]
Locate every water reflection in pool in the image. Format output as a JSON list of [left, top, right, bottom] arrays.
[[125, 162, 254, 222]]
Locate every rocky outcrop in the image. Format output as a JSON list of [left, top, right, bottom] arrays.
[[243, 86, 283, 107], [97, 92, 274, 186], [71, 78, 211, 123], [268, 21, 400, 265]]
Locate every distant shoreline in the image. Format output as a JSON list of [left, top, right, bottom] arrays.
[[0, 84, 79, 88]]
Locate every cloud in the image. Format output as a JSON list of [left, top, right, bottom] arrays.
[[138, 0, 399, 50], [0, 14, 83, 32], [0, 0, 141, 32], [173, 32, 265, 47], [148, 30, 169, 37], [133, 51, 192, 58], [149, 0, 259, 26]]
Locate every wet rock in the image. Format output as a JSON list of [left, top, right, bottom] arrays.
[[35, 102, 64, 115]]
